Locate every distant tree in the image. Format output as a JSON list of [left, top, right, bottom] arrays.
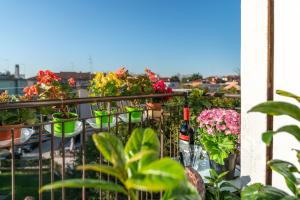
[[189, 73, 203, 81], [170, 75, 180, 82], [181, 77, 189, 83]]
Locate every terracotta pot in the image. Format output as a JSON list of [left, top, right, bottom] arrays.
[[186, 166, 206, 200], [146, 102, 163, 110], [0, 124, 22, 141], [146, 102, 163, 119]]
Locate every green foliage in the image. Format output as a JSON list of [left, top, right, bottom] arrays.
[[199, 129, 237, 165], [162, 181, 201, 200], [0, 92, 36, 125], [170, 75, 180, 82], [188, 89, 212, 125], [182, 73, 203, 83], [205, 169, 240, 200], [40, 128, 200, 200], [211, 97, 240, 109], [243, 90, 300, 199], [242, 183, 293, 200]]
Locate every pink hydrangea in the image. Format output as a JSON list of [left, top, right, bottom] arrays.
[[197, 108, 240, 135]]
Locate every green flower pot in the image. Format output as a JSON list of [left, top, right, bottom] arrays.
[[52, 112, 78, 137], [94, 110, 115, 126], [126, 107, 143, 122]]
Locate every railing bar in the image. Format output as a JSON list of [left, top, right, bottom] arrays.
[[160, 114, 164, 199], [61, 122, 65, 200], [39, 117, 43, 200], [81, 119, 86, 200], [11, 128, 15, 200], [140, 109, 144, 127], [99, 116, 103, 200], [50, 123, 55, 200], [128, 112, 132, 134], [0, 93, 186, 110]]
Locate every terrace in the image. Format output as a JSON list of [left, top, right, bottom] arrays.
[[0, 91, 241, 200], [1, 0, 300, 200]]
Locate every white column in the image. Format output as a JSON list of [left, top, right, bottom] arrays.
[[241, 0, 268, 184], [273, 0, 300, 191]]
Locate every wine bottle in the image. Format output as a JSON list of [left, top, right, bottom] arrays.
[[179, 99, 194, 166]]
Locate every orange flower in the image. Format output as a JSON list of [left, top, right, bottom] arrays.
[[68, 77, 75, 87], [115, 66, 127, 78], [145, 68, 158, 82]]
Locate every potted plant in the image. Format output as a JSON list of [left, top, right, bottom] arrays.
[[89, 67, 127, 125], [145, 68, 172, 118], [123, 73, 153, 122], [0, 91, 36, 141], [197, 108, 240, 180], [23, 70, 77, 136]]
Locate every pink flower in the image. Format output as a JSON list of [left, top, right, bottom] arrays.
[[197, 108, 240, 135]]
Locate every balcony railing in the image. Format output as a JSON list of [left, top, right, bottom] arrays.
[[0, 92, 187, 200]]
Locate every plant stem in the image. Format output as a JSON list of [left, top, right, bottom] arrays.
[[128, 190, 137, 200]]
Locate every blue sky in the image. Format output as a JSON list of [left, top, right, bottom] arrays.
[[0, 0, 240, 78]]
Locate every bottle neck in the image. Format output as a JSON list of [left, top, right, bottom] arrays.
[[183, 106, 190, 121]]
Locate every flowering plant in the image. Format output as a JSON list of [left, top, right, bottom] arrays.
[[89, 67, 127, 97], [0, 91, 36, 125], [145, 68, 172, 103], [197, 108, 240, 165], [23, 70, 76, 118]]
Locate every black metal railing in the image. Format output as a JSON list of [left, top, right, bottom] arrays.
[[0, 92, 187, 200]]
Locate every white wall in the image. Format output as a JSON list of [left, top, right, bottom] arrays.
[[273, 0, 300, 191], [241, 0, 268, 184], [241, 0, 300, 190]]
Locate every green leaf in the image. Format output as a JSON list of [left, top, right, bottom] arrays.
[[262, 131, 275, 145], [262, 125, 300, 145], [268, 159, 299, 194], [285, 179, 297, 196], [242, 183, 289, 200], [209, 169, 218, 180], [162, 182, 202, 200], [280, 196, 300, 200], [92, 133, 126, 169], [39, 179, 127, 195], [219, 182, 240, 192], [124, 128, 160, 169], [276, 125, 300, 142], [221, 191, 240, 200], [139, 158, 185, 180], [126, 158, 186, 192], [77, 164, 126, 183], [248, 101, 300, 122], [216, 171, 229, 183], [276, 90, 300, 103], [126, 150, 157, 165]]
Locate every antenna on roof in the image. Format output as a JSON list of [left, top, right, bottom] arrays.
[[88, 55, 93, 79]]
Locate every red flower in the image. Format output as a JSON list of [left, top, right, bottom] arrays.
[[23, 85, 38, 97], [153, 80, 167, 93], [166, 87, 172, 93], [37, 70, 61, 85], [68, 77, 75, 87]]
